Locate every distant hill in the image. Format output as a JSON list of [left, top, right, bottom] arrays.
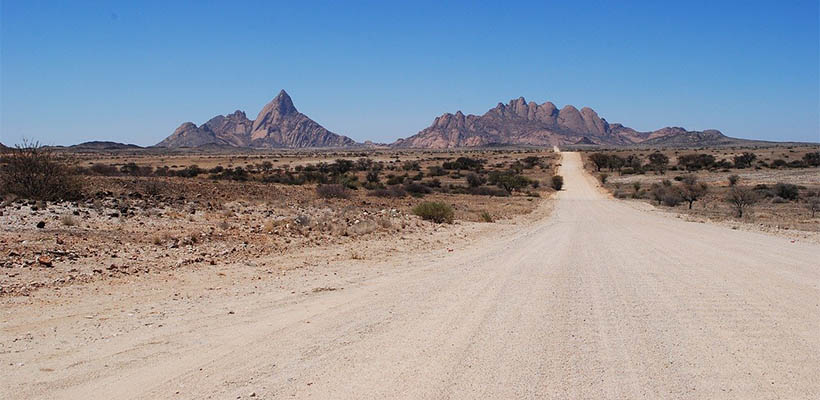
[[156, 90, 356, 148], [392, 97, 743, 148], [69, 141, 143, 150], [636, 128, 757, 147]]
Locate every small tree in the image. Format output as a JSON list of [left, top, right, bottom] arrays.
[[366, 169, 380, 183], [732, 152, 757, 169], [466, 173, 485, 188], [355, 158, 373, 171], [677, 175, 707, 209], [728, 174, 739, 186], [648, 152, 669, 174], [649, 182, 666, 205], [589, 153, 609, 172], [806, 194, 820, 218], [488, 171, 530, 193], [726, 186, 759, 218], [0, 141, 83, 201], [803, 152, 820, 167], [608, 155, 625, 173]]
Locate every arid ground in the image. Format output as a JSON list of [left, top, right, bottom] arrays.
[[1, 151, 818, 399]]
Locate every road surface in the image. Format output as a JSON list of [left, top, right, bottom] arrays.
[[3, 152, 819, 399]]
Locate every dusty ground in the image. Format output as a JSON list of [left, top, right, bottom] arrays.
[[1, 149, 555, 296], [2, 152, 819, 399]]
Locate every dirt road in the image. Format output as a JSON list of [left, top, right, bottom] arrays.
[[3, 152, 819, 399]]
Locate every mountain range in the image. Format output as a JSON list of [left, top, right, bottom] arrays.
[[393, 97, 728, 148], [155, 91, 741, 149], [156, 90, 355, 148]]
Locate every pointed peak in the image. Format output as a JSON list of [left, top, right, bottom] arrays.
[[268, 89, 296, 115]]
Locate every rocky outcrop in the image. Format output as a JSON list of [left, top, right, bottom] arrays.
[[156, 90, 355, 148], [249, 91, 355, 148], [639, 129, 733, 146], [393, 96, 726, 148]]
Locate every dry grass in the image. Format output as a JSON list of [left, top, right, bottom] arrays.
[[60, 214, 78, 226]]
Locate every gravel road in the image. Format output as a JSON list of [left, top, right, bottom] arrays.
[[2, 152, 818, 399]]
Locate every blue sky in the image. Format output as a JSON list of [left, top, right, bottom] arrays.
[[1, 0, 818, 146]]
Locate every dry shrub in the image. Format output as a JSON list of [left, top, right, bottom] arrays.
[[479, 211, 494, 223], [551, 175, 564, 191], [376, 217, 392, 230], [0, 141, 83, 201], [60, 214, 77, 226], [726, 186, 759, 218], [143, 179, 164, 197], [316, 184, 350, 199], [151, 232, 174, 245], [182, 233, 200, 245], [413, 201, 454, 224], [368, 185, 407, 198], [348, 220, 378, 236], [263, 219, 278, 233]]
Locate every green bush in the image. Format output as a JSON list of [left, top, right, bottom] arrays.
[[412, 201, 454, 224], [488, 171, 531, 193]]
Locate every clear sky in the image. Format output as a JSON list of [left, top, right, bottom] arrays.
[[1, 0, 818, 146]]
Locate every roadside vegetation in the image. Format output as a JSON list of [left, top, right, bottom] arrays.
[[0, 142, 84, 201], [583, 146, 820, 232], [1, 145, 562, 295]]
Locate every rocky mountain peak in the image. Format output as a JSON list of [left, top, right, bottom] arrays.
[[252, 90, 298, 131], [157, 90, 355, 148], [392, 96, 725, 148], [273, 90, 296, 115]]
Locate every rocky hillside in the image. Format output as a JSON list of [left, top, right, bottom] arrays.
[[157, 90, 355, 148], [393, 97, 730, 148]]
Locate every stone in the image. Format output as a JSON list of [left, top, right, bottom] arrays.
[[37, 256, 52, 267]]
